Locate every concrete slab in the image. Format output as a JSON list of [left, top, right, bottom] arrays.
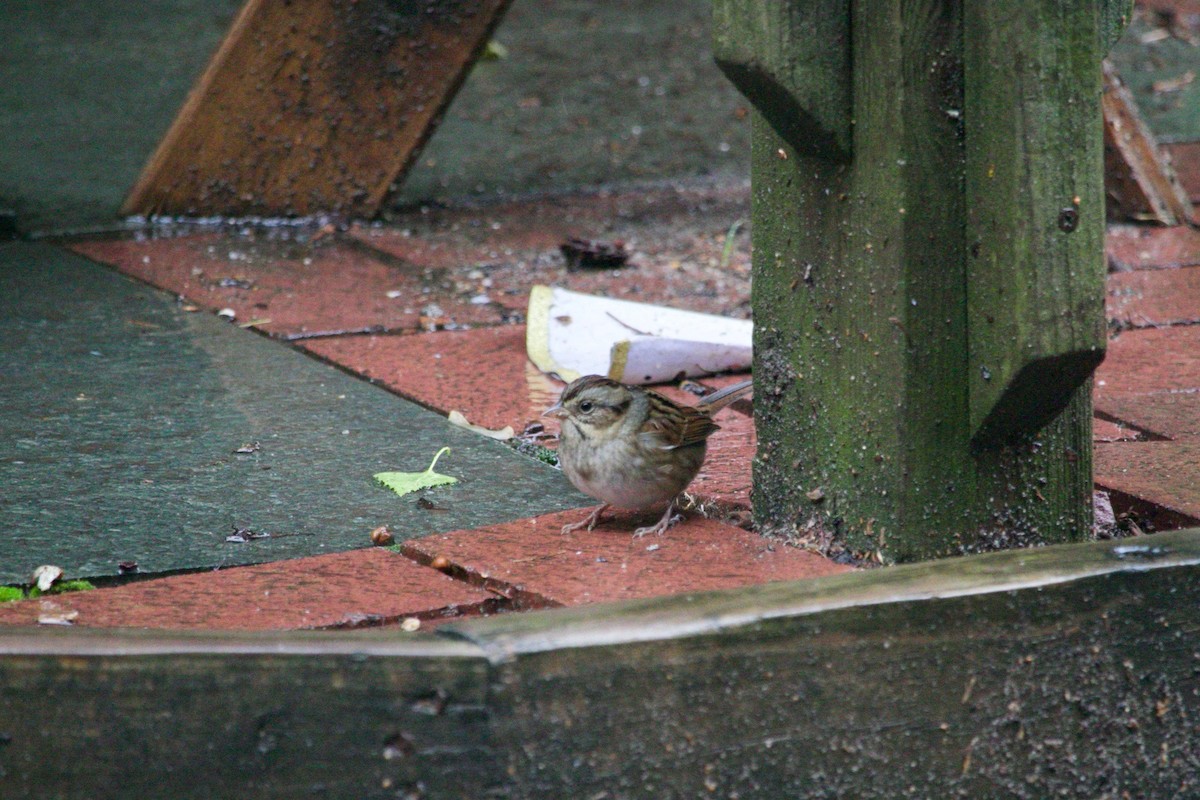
[[0, 549, 494, 630], [0, 0, 242, 233], [401, 509, 851, 608], [0, 243, 590, 584], [0, 0, 751, 233], [391, 0, 750, 205], [1107, 10, 1200, 145]]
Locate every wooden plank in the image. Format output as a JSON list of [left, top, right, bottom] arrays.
[[963, 0, 1108, 445], [454, 528, 1200, 798], [712, 0, 852, 161], [1102, 0, 1134, 53], [2, 529, 1199, 797], [0, 631, 496, 798], [1102, 60, 1197, 226], [121, 0, 512, 219]]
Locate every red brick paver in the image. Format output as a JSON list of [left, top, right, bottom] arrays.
[[301, 326, 559, 432], [1106, 224, 1200, 272], [1095, 441, 1200, 524], [0, 549, 495, 630], [1095, 325, 1200, 397], [1095, 392, 1200, 442], [1107, 264, 1200, 327], [70, 234, 507, 338], [351, 184, 753, 320], [402, 509, 851, 608], [1096, 244, 1200, 527], [1164, 142, 1200, 203], [1093, 416, 1148, 443]]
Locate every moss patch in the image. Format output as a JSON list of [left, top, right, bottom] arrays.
[[1, 579, 96, 603]]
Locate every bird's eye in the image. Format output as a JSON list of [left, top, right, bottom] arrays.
[[578, 400, 594, 413]]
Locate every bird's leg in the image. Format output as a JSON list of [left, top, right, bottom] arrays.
[[633, 500, 683, 537], [561, 503, 609, 535]]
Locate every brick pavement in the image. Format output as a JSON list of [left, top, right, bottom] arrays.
[[2, 183, 1194, 630]]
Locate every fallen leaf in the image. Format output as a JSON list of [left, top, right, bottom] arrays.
[[38, 611, 78, 626], [560, 237, 629, 269], [374, 447, 459, 497], [448, 410, 515, 440], [225, 526, 271, 543], [32, 565, 63, 592]]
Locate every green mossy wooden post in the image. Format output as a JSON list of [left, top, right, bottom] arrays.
[[713, 0, 1131, 561]]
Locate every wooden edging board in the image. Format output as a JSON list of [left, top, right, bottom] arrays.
[[2, 528, 1198, 797]]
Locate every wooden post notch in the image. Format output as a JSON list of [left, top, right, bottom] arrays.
[[714, 1, 1131, 560], [122, 0, 513, 219]]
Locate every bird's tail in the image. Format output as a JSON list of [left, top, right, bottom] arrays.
[[695, 379, 753, 414]]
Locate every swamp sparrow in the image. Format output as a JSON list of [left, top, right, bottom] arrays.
[[544, 375, 753, 536]]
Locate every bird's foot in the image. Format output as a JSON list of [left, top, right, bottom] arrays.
[[561, 504, 609, 535], [633, 503, 682, 537]]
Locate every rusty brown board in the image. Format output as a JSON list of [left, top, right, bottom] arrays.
[[122, 0, 513, 219]]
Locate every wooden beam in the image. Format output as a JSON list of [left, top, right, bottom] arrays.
[[963, 0, 1109, 446], [2, 529, 1199, 797], [712, 0, 851, 162], [121, 0, 512, 219], [0, 632, 495, 797], [719, 0, 1125, 558], [463, 528, 1200, 797], [1102, 60, 1198, 226]]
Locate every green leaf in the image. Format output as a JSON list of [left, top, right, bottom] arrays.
[[373, 447, 459, 497]]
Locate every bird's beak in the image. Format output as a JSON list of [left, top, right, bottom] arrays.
[[542, 401, 565, 419]]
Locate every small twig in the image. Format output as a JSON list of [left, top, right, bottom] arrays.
[[282, 325, 389, 341], [604, 312, 652, 336]]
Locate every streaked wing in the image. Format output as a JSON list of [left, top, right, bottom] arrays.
[[639, 393, 719, 450]]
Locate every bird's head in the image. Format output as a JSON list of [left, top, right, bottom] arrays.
[[543, 375, 634, 440]]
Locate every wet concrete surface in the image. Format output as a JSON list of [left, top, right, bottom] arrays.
[[0, 0, 243, 233], [390, 0, 751, 207], [0, 242, 590, 585], [1107, 6, 1200, 145]]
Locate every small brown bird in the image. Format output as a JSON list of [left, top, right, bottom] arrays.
[[544, 375, 753, 536]]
